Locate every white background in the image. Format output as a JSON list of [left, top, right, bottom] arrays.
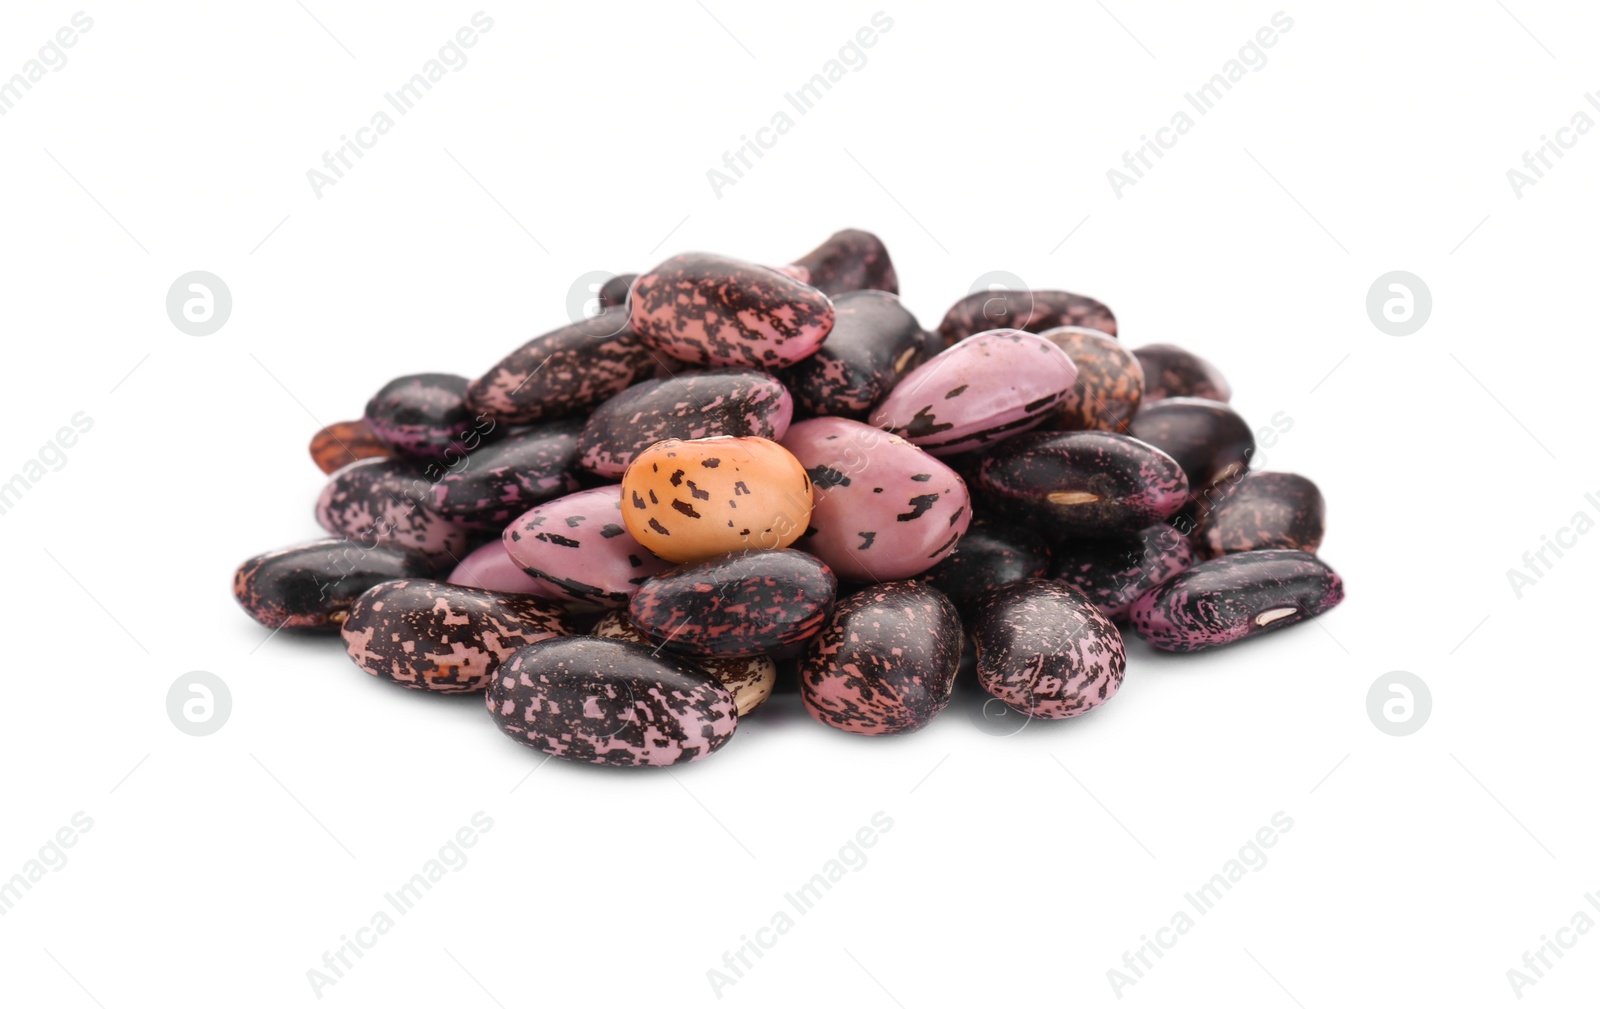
[[1, 1, 1596, 1006]]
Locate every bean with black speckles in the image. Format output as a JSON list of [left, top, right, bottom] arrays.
[[598, 273, 637, 309], [502, 486, 673, 606], [800, 581, 963, 735], [594, 610, 776, 716], [429, 420, 582, 530], [975, 431, 1189, 539], [487, 636, 737, 767], [782, 416, 971, 581], [577, 368, 794, 478], [1132, 343, 1232, 403], [342, 579, 572, 692], [629, 253, 836, 369], [1193, 472, 1325, 558], [781, 290, 926, 419], [629, 549, 837, 658], [466, 308, 659, 424], [937, 289, 1117, 348], [914, 513, 1052, 615], [868, 330, 1079, 456], [233, 539, 438, 630], [621, 436, 813, 562], [1128, 549, 1344, 653], [315, 457, 475, 563], [787, 229, 899, 296], [969, 579, 1126, 719], [365, 373, 489, 462], [1127, 397, 1254, 496], [1051, 524, 1194, 621], [1038, 327, 1144, 433], [309, 418, 392, 474]]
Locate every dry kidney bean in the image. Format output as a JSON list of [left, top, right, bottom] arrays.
[[502, 486, 673, 606], [342, 579, 571, 692], [629, 253, 835, 369], [800, 582, 963, 735], [781, 290, 925, 418], [233, 539, 437, 629], [1126, 397, 1254, 495], [309, 418, 392, 474], [1038, 327, 1144, 433], [315, 458, 473, 563], [1132, 343, 1232, 403], [937, 289, 1117, 348], [969, 579, 1126, 719], [868, 330, 1079, 456], [1193, 471, 1325, 558], [429, 420, 582, 530], [488, 637, 736, 767], [467, 309, 658, 425], [975, 431, 1189, 539], [577, 369, 793, 478], [621, 436, 813, 562], [364, 373, 488, 461], [1128, 549, 1344, 652], [787, 228, 899, 296], [781, 416, 971, 581], [628, 549, 836, 657]]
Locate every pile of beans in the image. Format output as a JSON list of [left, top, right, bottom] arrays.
[[233, 229, 1345, 767]]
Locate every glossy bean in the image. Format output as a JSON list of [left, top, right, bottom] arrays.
[[787, 228, 899, 296], [1132, 343, 1232, 403], [233, 539, 437, 629], [466, 309, 659, 424], [937, 289, 1117, 347], [577, 369, 794, 479], [1038, 327, 1143, 432], [867, 330, 1078, 456], [502, 486, 673, 606], [342, 579, 572, 692], [309, 419, 392, 475], [1193, 472, 1325, 558], [782, 416, 971, 581], [315, 458, 474, 563], [629, 253, 835, 369], [365, 373, 488, 461], [1128, 549, 1344, 652], [800, 582, 962, 735], [429, 421, 582, 529], [1126, 397, 1254, 495], [969, 579, 1126, 719], [621, 436, 813, 562], [629, 549, 836, 657], [975, 431, 1189, 538]]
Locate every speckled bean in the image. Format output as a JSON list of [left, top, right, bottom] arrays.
[[787, 229, 899, 296], [780, 290, 925, 419], [800, 582, 962, 735], [975, 431, 1189, 539], [1038, 327, 1143, 432], [1126, 397, 1254, 495], [1132, 343, 1232, 403], [577, 369, 794, 479], [1128, 549, 1345, 653], [1051, 524, 1195, 621], [629, 253, 835, 369], [868, 330, 1079, 456], [969, 579, 1126, 719], [1193, 472, 1325, 558], [502, 486, 673, 606], [466, 309, 659, 424], [937, 289, 1117, 348], [342, 579, 572, 692], [488, 637, 737, 767], [315, 458, 474, 563], [233, 539, 437, 629], [629, 549, 836, 657]]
